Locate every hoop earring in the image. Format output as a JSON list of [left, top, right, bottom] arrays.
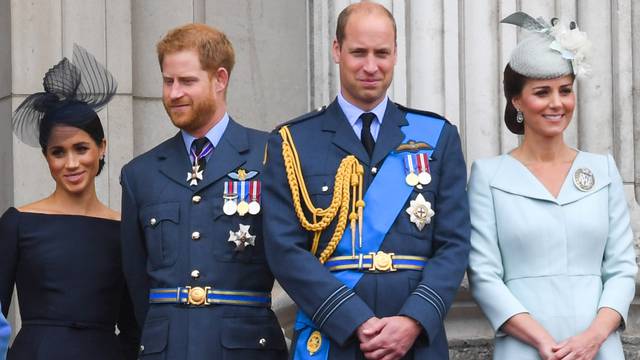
[[516, 110, 524, 124]]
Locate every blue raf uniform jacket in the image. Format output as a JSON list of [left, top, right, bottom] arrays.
[[120, 118, 287, 359], [262, 100, 470, 359]]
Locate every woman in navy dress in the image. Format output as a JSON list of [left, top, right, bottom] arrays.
[[0, 45, 138, 359]]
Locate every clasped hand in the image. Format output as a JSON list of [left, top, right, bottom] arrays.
[[539, 331, 605, 360], [356, 316, 421, 360]]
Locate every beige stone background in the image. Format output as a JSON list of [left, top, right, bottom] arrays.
[[2, 0, 639, 357]]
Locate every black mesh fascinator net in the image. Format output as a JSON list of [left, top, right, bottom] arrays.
[[12, 44, 117, 147]]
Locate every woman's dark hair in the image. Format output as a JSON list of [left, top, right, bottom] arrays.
[[503, 64, 528, 135], [503, 64, 576, 135], [38, 101, 106, 176]]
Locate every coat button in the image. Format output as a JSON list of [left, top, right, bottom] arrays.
[[371, 167, 378, 174], [192, 195, 202, 204], [259, 338, 267, 347], [191, 270, 200, 279], [149, 218, 157, 226], [139, 345, 145, 353], [192, 231, 201, 240]]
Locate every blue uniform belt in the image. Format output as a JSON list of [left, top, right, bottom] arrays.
[[324, 251, 427, 272], [149, 286, 271, 307]]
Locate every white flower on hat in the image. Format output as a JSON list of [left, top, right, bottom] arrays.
[[549, 21, 592, 77]]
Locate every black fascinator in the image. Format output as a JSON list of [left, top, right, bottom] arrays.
[[12, 44, 117, 147]]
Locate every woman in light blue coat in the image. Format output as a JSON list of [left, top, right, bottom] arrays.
[[468, 12, 637, 360]]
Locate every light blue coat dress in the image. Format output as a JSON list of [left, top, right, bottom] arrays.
[[468, 152, 637, 359]]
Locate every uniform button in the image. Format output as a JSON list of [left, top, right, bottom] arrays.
[[139, 345, 145, 353], [259, 338, 267, 347], [321, 185, 329, 192], [371, 167, 378, 174], [191, 231, 201, 240], [191, 270, 200, 279], [192, 195, 202, 204], [149, 218, 157, 226]]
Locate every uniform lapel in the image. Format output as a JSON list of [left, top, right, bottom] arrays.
[[323, 100, 370, 165], [158, 133, 194, 190], [194, 118, 248, 191], [370, 102, 408, 167]]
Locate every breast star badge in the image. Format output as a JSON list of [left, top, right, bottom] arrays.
[[187, 164, 204, 186], [405, 193, 435, 231], [228, 224, 256, 251]]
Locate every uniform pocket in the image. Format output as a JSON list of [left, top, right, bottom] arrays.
[[221, 316, 287, 360], [139, 202, 180, 268], [139, 317, 169, 359]]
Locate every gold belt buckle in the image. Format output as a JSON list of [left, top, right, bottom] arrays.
[[186, 286, 211, 306], [369, 251, 396, 272]]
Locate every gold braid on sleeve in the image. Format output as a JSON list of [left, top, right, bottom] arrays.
[[279, 125, 365, 263]]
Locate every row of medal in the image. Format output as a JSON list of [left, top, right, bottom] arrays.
[[404, 153, 431, 187], [223, 180, 261, 216]]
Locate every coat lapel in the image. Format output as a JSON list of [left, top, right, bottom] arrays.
[[323, 100, 370, 165], [490, 152, 611, 205], [158, 133, 194, 190], [370, 102, 407, 167], [194, 118, 248, 191]]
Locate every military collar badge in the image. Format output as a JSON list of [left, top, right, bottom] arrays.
[[573, 167, 595, 192], [405, 193, 435, 230], [228, 224, 256, 251]]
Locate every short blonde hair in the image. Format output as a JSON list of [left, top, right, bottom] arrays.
[[157, 23, 235, 78]]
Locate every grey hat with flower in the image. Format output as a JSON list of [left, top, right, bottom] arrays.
[[502, 11, 592, 79], [501, 12, 591, 135]]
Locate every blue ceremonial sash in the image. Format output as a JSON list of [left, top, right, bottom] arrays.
[[293, 113, 445, 360]]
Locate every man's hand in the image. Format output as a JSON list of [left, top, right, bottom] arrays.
[[359, 316, 422, 360], [356, 317, 384, 344]]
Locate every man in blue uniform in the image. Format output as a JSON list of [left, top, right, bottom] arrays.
[[262, 2, 470, 359], [120, 24, 287, 359]]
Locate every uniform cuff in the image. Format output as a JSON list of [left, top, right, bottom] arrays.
[[398, 284, 447, 344], [313, 285, 374, 346]]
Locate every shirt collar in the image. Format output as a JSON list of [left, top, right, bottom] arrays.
[[181, 113, 230, 154], [337, 92, 388, 127]]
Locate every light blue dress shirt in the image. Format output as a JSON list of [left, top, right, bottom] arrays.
[[0, 304, 9, 360], [181, 113, 230, 163], [468, 151, 637, 359], [336, 92, 387, 141]]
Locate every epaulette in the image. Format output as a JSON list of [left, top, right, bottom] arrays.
[[395, 103, 450, 123], [274, 105, 328, 130]]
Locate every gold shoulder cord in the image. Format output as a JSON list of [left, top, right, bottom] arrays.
[[279, 126, 365, 263]]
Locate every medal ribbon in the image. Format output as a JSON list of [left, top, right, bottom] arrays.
[[250, 180, 260, 202], [404, 154, 417, 175], [239, 181, 248, 202], [417, 153, 430, 174], [293, 112, 446, 360], [190, 141, 214, 165]]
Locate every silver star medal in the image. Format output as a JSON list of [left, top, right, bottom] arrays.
[[405, 193, 435, 231], [228, 224, 256, 251], [187, 164, 204, 186]]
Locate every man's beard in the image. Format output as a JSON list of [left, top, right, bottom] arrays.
[[165, 96, 217, 133]]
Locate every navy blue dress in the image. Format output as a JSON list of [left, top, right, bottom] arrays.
[[0, 207, 139, 360]]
